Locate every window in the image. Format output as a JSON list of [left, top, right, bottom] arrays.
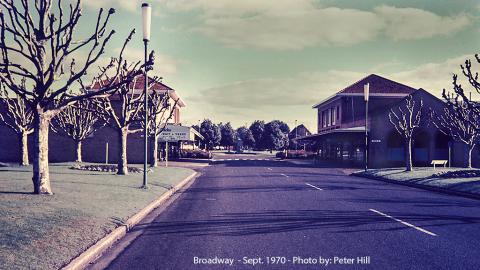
[[331, 107, 336, 125], [322, 111, 326, 127], [327, 109, 331, 126]]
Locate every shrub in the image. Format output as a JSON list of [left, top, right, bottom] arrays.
[[180, 149, 212, 159], [276, 151, 287, 159], [432, 170, 480, 178], [276, 150, 314, 159], [70, 164, 144, 173]]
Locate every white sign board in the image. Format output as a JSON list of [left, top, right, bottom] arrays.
[[158, 124, 192, 142]]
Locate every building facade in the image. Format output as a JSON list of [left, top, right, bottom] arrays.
[[300, 74, 479, 168]]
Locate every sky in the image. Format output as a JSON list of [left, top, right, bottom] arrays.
[[72, 0, 480, 131]]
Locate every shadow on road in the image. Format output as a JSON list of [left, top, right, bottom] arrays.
[[130, 209, 480, 237]]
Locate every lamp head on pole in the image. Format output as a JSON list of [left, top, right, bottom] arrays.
[[364, 83, 370, 102], [141, 3, 152, 42]]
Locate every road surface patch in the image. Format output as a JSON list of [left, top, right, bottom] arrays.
[[369, 209, 437, 237]]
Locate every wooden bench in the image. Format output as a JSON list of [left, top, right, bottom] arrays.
[[431, 160, 448, 169]]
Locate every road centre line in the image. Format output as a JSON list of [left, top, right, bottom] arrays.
[[305, 183, 323, 190], [369, 209, 437, 237]]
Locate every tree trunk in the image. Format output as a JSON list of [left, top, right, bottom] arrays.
[[150, 134, 159, 167], [405, 137, 413, 172], [32, 111, 52, 195], [466, 144, 474, 168], [117, 128, 128, 175], [75, 140, 83, 163], [19, 131, 29, 166]]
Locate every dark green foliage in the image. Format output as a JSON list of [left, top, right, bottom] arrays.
[[200, 119, 222, 150], [236, 126, 255, 149], [249, 120, 265, 150], [262, 120, 289, 151], [220, 122, 236, 148]]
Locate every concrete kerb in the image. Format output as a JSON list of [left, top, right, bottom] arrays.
[[61, 171, 199, 270], [352, 171, 480, 201]]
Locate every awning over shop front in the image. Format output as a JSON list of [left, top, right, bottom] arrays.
[[297, 126, 365, 142]]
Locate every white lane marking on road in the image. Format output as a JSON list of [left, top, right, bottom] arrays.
[[305, 183, 323, 190], [369, 209, 437, 236], [280, 173, 289, 178]]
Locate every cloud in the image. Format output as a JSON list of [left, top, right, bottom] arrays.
[[160, 1, 472, 50], [82, 0, 142, 12], [387, 55, 472, 96], [375, 5, 471, 40], [196, 7, 382, 50], [189, 70, 364, 128], [81, 1, 472, 49]]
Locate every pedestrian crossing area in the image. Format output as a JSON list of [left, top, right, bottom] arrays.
[[212, 158, 273, 162]]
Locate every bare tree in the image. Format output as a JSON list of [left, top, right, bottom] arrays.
[[389, 95, 424, 171], [453, 55, 480, 106], [0, 81, 33, 165], [141, 89, 178, 167], [0, 1, 154, 194], [51, 99, 106, 163], [97, 68, 161, 175], [433, 97, 480, 168]]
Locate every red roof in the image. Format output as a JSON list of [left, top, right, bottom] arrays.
[[338, 74, 416, 95], [87, 74, 186, 107], [89, 74, 173, 92]]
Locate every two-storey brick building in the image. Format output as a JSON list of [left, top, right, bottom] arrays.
[[300, 74, 478, 168]]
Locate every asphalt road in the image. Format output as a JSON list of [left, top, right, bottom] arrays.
[[90, 154, 480, 270]]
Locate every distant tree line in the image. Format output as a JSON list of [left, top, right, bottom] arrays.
[[193, 119, 292, 151]]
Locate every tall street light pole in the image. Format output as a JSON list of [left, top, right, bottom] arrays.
[[141, 3, 151, 189], [364, 83, 369, 172]]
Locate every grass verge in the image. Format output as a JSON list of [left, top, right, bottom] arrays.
[[353, 167, 480, 199], [0, 163, 194, 270]]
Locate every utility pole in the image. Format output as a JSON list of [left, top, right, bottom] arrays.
[[364, 83, 369, 172]]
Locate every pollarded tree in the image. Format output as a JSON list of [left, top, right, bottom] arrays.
[[0, 80, 33, 165], [452, 55, 480, 112], [51, 99, 106, 163], [141, 88, 179, 167], [0, 1, 154, 194], [388, 95, 424, 171], [433, 96, 480, 168], [438, 54, 480, 167], [96, 69, 157, 175]]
